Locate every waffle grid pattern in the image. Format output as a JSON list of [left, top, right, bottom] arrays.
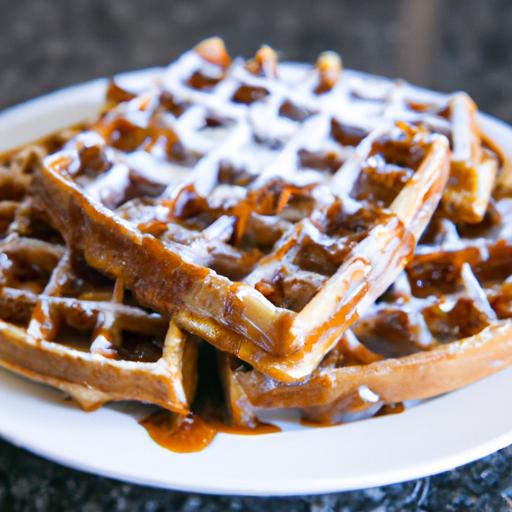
[[36, 39, 453, 380], [0, 39, 510, 427]]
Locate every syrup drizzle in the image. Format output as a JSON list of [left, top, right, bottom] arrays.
[[140, 410, 280, 453], [140, 411, 216, 453], [375, 402, 405, 416], [139, 344, 281, 453], [141, 401, 404, 453]]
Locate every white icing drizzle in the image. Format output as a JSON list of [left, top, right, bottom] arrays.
[[460, 263, 497, 321]]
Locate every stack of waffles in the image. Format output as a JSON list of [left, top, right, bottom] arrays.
[[1, 38, 511, 429]]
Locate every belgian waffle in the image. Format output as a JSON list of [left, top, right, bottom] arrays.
[[0, 38, 510, 436], [34, 39, 451, 381], [0, 136, 197, 412], [233, 192, 512, 424]]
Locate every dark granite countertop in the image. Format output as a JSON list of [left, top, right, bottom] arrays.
[[1, 0, 511, 510], [0, 440, 511, 511]]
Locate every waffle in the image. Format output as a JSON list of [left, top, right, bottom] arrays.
[[0, 137, 198, 412], [232, 191, 512, 424], [1, 38, 511, 435], [34, 38, 451, 381]]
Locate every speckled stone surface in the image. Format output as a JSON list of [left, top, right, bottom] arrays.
[[0, 0, 511, 510], [0, 440, 511, 511]]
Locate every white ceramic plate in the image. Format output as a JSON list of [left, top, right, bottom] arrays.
[[0, 67, 511, 496]]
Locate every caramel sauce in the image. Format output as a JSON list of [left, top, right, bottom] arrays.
[[140, 410, 280, 453], [300, 417, 339, 428], [232, 85, 269, 104], [207, 417, 281, 436], [331, 118, 369, 147], [140, 411, 216, 453], [187, 71, 221, 91], [376, 403, 405, 416], [141, 399, 403, 453]]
